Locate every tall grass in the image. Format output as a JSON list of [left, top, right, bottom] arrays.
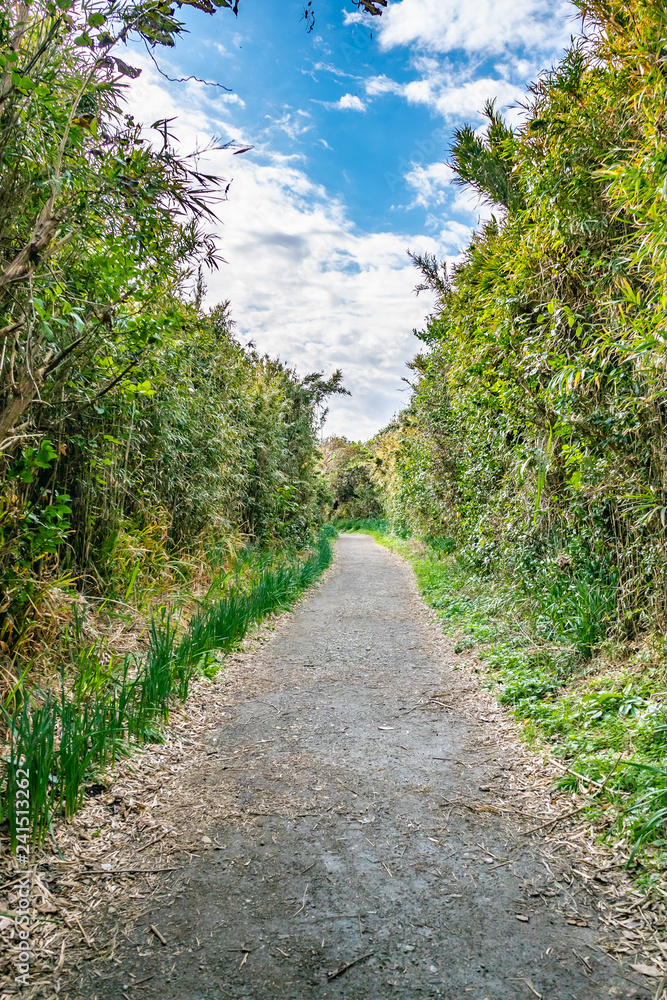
[[2, 695, 57, 847], [527, 571, 617, 658], [0, 529, 334, 848], [180, 531, 333, 662]]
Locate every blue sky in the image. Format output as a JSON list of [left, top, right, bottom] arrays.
[[124, 0, 575, 438]]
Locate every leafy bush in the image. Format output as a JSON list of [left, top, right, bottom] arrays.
[[321, 438, 383, 520], [530, 574, 618, 658]]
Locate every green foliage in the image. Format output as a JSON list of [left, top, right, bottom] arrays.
[[0, 296, 341, 643], [181, 530, 333, 663], [373, 0, 667, 656], [527, 571, 618, 658], [333, 516, 389, 533], [0, 0, 349, 646], [321, 437, 383, 521], [449, 99, 524, 211], [0, 0, 353, 853], [623, 762, 667, 862], [2, 694, 57, 848]]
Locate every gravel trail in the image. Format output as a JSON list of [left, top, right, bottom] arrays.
[[79, 534, 649, 999]]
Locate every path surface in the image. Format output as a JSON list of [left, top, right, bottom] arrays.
[[79, 535, 649, 1000]]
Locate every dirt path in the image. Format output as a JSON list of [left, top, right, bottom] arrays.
[[75, 534, 651, 999]]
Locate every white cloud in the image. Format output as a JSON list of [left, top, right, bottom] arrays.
[[337, 93, 366, 111], [206, 40, 231, 59], [342, 11, 366, 26], [345, 0, 572, 133], [404, 162, 494, 228], [432, 76, 527, 121], [316, 92, 368, 113], [122, 63, 448, 439], [219, 92, 246, 108], [265, 109, 312, 140], [365, 73, 400, 98], [206, 161, 446, 438], [404, 161, 455, 209], [309, 61, 359, 79], [366, 62, 530, 124], [377, 0, 573, 56]]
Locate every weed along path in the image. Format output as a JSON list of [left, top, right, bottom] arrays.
[[75, 534, 650, 1000]]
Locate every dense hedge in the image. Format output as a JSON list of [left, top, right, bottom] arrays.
[[372, 1, 667, 644]]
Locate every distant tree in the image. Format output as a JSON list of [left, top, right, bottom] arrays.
[[321, 437, 382, 519]]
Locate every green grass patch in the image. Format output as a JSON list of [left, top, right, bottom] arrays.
[[333, 516, 389, 534]]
